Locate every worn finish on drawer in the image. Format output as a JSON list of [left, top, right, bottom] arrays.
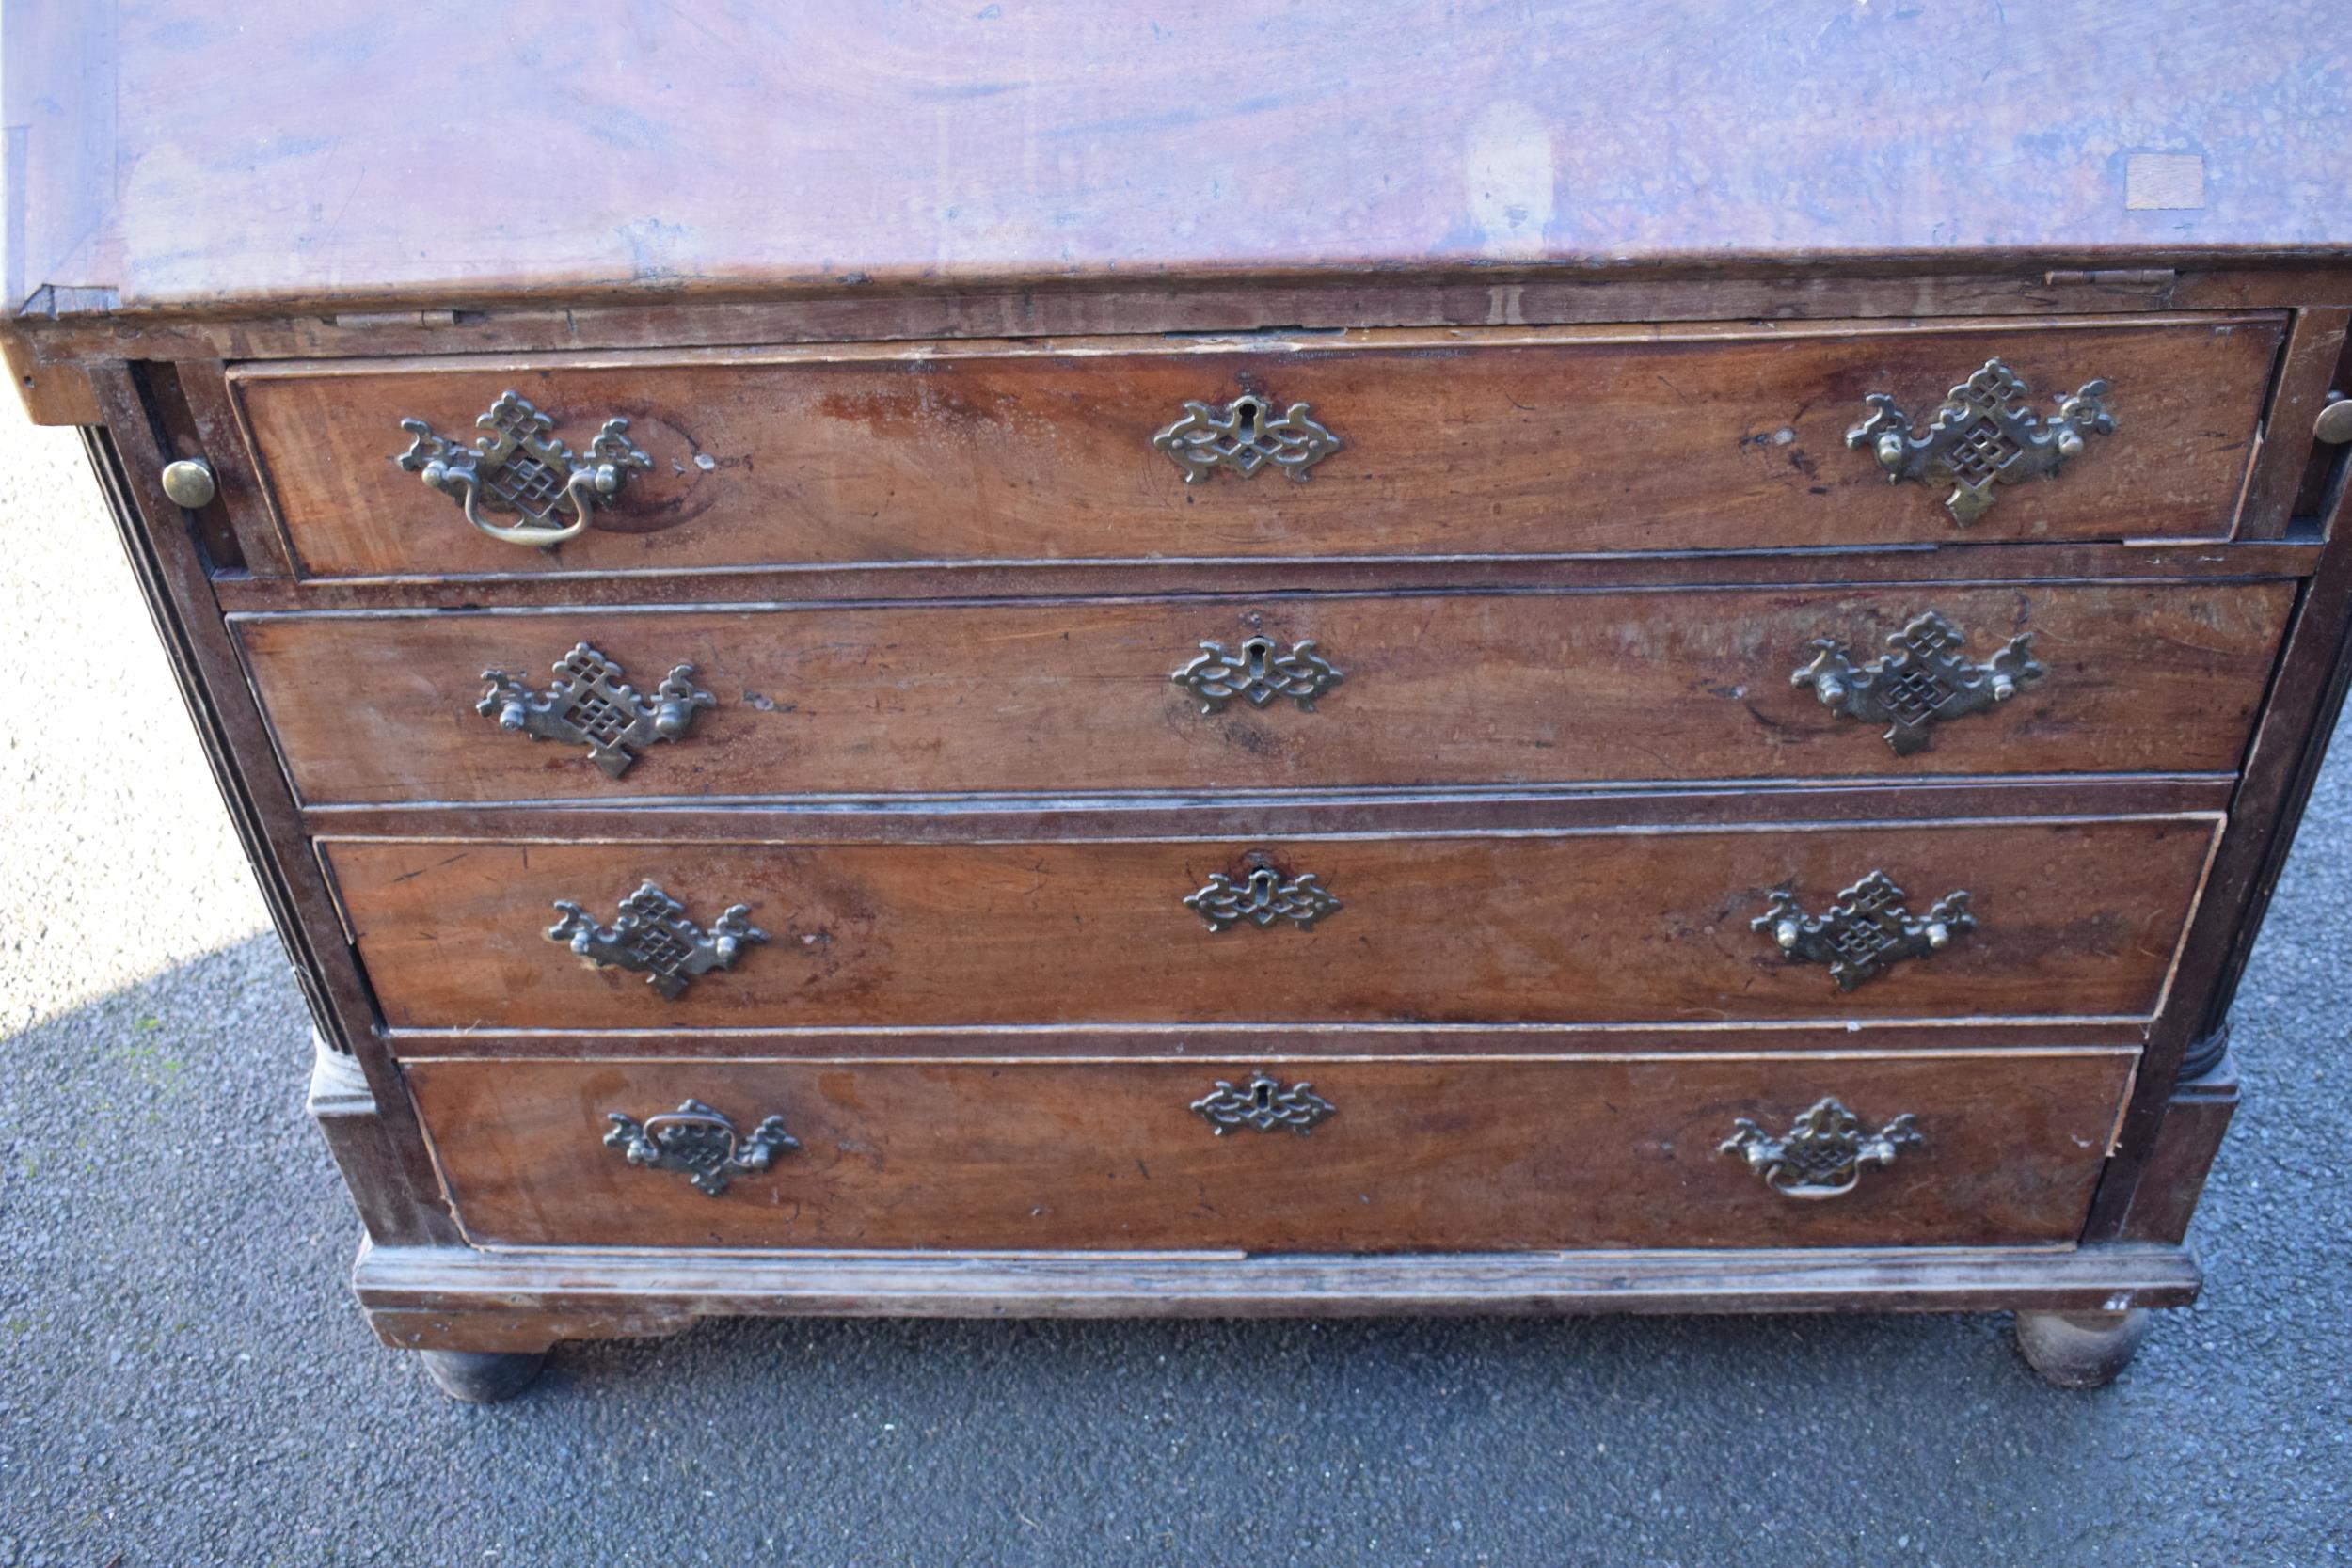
[[405, 1052, 2137, 1251], [230, 316, 2281, 578], [242, 581, 2293, 803], [326, 816, 2217, 1031]]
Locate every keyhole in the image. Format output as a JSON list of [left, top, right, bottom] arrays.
[[1233, 400, 1261, 440], [1252, 1081, 1274, 1110]]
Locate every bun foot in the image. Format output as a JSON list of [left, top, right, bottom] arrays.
[[2014, 1308, 2150, 1388], [418, 1348, 548, 1402]]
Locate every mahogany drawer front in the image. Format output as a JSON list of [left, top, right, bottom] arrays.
[[326, 816, 2217, 1032], [230, 315, 2280, 578], [404, 1051, 2137, 1251], [239, 580, 2293, 804]]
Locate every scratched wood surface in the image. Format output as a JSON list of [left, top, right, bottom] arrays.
[[237, 580, 2296, 803], [323, 816, 2217, 1031], [402, 1052, 2137, 1251], [229, 319, 2280, 577], [6, 4, 2349, 321], [353, 1243, 2204, 1339]]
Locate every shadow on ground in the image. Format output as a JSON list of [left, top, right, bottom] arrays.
[[6, 698, 2352, 1563]]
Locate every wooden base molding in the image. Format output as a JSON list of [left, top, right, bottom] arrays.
[[354, 1241, 2201, 1353]]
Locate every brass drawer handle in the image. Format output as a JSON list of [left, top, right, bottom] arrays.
[[1152, 392, 1341, 483], [1793, 610, 2042, 755], [1184, 866, 1342, 932], [1848, 358, 2115, 524], [396, 390, 652, 548], [548, 880, 767, 999], [479, 642, 715, 778], [605, 1098, 799, 1196], [1191, 1071, 1336, 1135], [1720, 1097, 1920, 1200], [1754, 870, 1973, 991], [1172, 636, 1344, 713]]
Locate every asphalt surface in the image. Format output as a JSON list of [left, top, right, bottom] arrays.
[[1, 401, 2346, 1567]]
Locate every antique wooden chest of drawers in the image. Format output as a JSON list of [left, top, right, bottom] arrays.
[[9, 5, 2350, 1400]]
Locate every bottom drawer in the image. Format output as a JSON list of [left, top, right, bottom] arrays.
[[407, 1052, 2135, 1252]]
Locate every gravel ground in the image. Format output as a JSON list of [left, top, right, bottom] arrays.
[[0, 399, 2345, 1566]]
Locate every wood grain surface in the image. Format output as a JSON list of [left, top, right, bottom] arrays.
[[403, 1052, 2137, 1251], [238, 580, 2294, 803], [8, 5, 2348, 319], [324, 816, 2218, 1031], [230, 318, 2279, 578], [19, 0, 2352, 1329], [354, 1241, 2204, 1339]]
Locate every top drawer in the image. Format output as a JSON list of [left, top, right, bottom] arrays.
[[229, 315, 2283, 580]]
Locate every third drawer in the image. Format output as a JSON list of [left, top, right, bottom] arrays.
[[239, 580, 2293, 803], [327, 814, 2218, 1032]]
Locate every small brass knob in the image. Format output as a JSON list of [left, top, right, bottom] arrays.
[[2315, 393, 2352, 446], [159, 458, 217, 509]]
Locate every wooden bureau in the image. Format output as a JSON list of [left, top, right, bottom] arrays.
[[8, 5, 2349, 1401]]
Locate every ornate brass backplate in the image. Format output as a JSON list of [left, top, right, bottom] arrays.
[[1847, 358, 2115, 524], [396, 390, 653, 547], [1171, 636, 1344, 713], [547, 881, 767, 999], [1719, 1097, 1921, 1199], [604, 1099, 799, 1196], [1191, 1072, 1337, 1135], [1184, 867, 1343, 932], [478, 642, 715, 777], [1792, 610, 2042, 755], [1754, 870, 1974, 991], [1152, 393, 1342, 483]]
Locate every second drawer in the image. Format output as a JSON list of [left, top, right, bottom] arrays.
[[239, 581, 2292, 802]]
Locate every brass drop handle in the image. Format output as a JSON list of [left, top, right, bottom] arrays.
[[605, 1098, 799, 1196], [1792, 610, 2042, 755], [478, 642, 715, 778], [1754, 871, 1973, 990], [547, 881, 767, 999], [1152, 392, 1342, 483], [1191, 1072, 1337, 1135], [396, 390, 652, 548], [1847, 358, 2115, 524], [1171, 636, 1344, 713], [1720, 1097, 1921, 1199]]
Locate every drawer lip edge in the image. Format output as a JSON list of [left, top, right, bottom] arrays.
[[306, 804, 2236, 840], [292, 782, 2245, 822], [392, 1044, 2147, 1064], [210, 543, 2328, 609], [222, 310, 2294, 382]]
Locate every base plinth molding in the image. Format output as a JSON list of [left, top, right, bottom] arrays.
[[355, 1240, 2201, 1354]]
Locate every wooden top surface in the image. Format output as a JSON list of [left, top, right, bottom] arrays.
[[7, 1, 2350, 319]]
